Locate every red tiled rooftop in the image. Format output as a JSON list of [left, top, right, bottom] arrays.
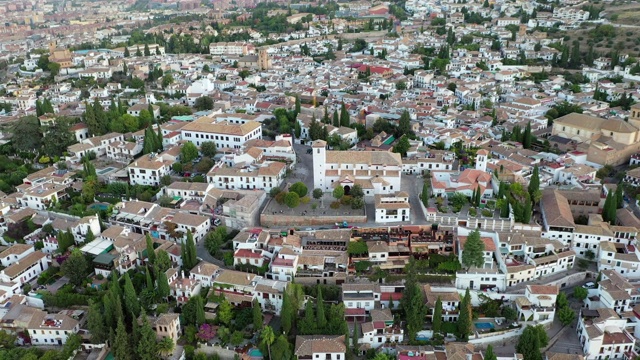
[[234, 249, 262, 258]]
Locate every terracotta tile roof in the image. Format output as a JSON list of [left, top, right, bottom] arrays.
[[294, 335, 346, 356]]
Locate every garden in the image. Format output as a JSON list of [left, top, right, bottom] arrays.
[[265, 182, 366, 217]]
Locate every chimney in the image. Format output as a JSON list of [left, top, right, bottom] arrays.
[[181, 270, 185, 278], [246, 275, 250, 281]]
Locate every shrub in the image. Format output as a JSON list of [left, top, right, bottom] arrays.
[[340, 195, 352, 205], [330, 201, 341, 209], [300, 196, 311, 204], [275, 191, 286, 204], [469, 208, 477, 217], [482, 209, 492, 217], [311, 203, 318, 210]]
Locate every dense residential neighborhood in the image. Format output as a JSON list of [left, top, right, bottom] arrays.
[[2, 0, 640, 359]]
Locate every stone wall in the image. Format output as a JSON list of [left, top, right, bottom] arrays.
[[260, 213, 367, 227]]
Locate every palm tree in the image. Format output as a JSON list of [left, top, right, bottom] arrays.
[[156, 337, 175, 359], [260, 326, 275, 360]]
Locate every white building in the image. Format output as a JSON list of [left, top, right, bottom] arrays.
[[206, 161, 286, 192], [0, 250, 48, 287], [577, 308, 635, 360], [374, 192, 411, 223], [294, 335, 346, 360], [181, 118, 262, 149], [0, 244, 35, 267], [126, 153, 172, 186], [515, 285, 558, 322], [28, 310, 80, 346], [342, 283, 380, 312], [358, 308, 404, 349], [312, 140, 402, 196]]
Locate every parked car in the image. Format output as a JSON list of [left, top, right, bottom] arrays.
[[582, 282, 596, 289]]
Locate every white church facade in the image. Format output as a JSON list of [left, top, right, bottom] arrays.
[[312, 140, 402, 196]]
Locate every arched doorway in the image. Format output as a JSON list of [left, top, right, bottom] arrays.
[[344, 185, 351, 196]]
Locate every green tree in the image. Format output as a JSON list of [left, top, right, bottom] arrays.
[[313, 188, 323, 199], [602, 191, 615, 224], [281, 291, 293, 334], [0, 329, 17, 349], [136, 313, 158, 360], [516, 325, 545, 360], [195, 96, 214, 111], [401, 258, 427, 341], [181, 141, 199, 163], [155, 249, 171, 274], [289, 182, 308, 197], [393, 135, 410, 157], [398, 110, 413, 138], [432, 296, 443, 334], [284, 191, 300, 209], [123, 272, 140, 318], [317, 286, 327, 330], [615, 185, 624, 209], [217, 299, 233, 326], [457, 288, 472, 341], [162, 74, 174, 88], [260, 326, 275, 360], [200, 141, 217, 157], [113, 318, 133, 360], [558, 306, 576, 325], [573, 286, 588, 301], [87, 299, 108, 343], [157, 271, 170, 301], [333, 186, 344, 200], [253, 299, 264, 330], [12, 116, 42, 153], [184, 230, 198, 270], [271, 334, 292, 360], [461, 229, 485, 269], [299, 299, 317, 335], [144, 44, 151, 56], [528, 165, 541, 204], [485, 345, 497, 360], [556, 292, 569, 309], [332, 109, 340, 127], [339, 102, 350, 127], [145, 233, 156, 265], [61, 249, 89, 287]]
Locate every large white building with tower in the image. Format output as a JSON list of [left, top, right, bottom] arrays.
[[311, 140, 402, 196]]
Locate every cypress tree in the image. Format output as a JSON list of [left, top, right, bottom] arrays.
[[113, 318, 132, 360], [432, 297, 443, 334], [156, 271, 170, 302], [528, 165, 540, 204], [317, 287, 327, 331], [332, 109, 340, 127], [122, 273, 140, 318], [136, 312, 158, 360], [36, 100, 43, 117], [145, 265, 153, 289], [523, 198, 532, 224], [603, 191, 614, 223], [339, 102, 350, 127], [145, 233, 156, 265], [322, 106, 330, 124], [144, 44, 151, 56], [485, 345, 497, 360], [615, 185, 624, 209], [457, 288, 472, 341], [475, 187, 482, 207], [184, 230, 197, 270], [156, 124, 164, 151], [523, 121, 532, 149]]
